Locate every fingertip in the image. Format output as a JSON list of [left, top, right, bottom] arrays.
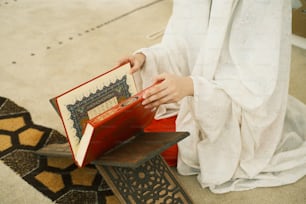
[[142, 93, 146, 99]]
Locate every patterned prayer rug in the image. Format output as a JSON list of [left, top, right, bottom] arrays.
[[0, 97, 119, 204]]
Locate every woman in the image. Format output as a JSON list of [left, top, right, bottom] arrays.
[[119, 0, 306, 193]]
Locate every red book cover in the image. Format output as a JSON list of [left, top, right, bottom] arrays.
[[75, 90, 155, 167]]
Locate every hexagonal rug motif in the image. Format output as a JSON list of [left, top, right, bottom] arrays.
[[0, 97, 119, 204]]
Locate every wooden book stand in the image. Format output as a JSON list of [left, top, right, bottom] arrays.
[[37, 132, 193, 204]]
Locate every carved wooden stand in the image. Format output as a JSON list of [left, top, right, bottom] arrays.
[[37, 132, 193, 204]]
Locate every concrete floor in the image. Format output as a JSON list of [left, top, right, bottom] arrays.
[[0, 0, 306, 203]]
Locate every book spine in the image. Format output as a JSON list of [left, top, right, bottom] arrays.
[[90, 105, 121, 125], [89, 92, 144, 126]]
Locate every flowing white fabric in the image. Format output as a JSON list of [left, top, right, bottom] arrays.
[[136, 0, 306, 193]]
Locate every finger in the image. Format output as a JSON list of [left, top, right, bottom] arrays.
[[129, 58, 142, 74], [142, 88, 169, 106], [151, 107, 157, 112], [142, 82, 167, 99], [144, 94, 171, 109]]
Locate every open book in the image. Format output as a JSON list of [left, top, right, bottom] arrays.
[[51, 63, 156, 167]]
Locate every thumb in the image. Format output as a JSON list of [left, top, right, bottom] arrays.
[[129, 58, 141, 74]]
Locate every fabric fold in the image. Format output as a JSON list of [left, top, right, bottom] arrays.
[[134, 0, 306, 193]]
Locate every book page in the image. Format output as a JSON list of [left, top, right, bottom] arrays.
[[56, 63, 137, 154]]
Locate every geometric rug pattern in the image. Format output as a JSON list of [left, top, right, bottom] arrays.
[[0, 96, 119, 204]]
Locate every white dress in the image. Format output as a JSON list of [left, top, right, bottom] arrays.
[[136, 0, 306, 193]]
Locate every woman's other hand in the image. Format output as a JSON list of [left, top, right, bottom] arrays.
[[142, 73, 194, 109]]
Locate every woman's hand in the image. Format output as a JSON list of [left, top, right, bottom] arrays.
[[117, 53, 146, 74], [142, 73, 194, 109]]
